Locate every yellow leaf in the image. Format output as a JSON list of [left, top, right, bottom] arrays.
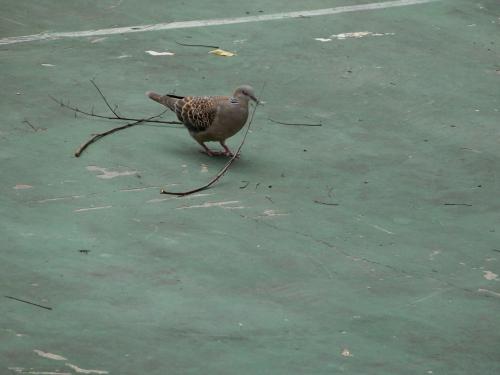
[[209, 48, 236, 57]]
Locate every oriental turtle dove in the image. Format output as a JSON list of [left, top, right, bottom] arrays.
[[146, 85, 258, 156]]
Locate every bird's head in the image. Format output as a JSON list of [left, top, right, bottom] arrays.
[[233, 85, 259, 104]]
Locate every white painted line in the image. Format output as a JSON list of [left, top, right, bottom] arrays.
[[0, 0, 437, 46], [9, 368, 70, 375]]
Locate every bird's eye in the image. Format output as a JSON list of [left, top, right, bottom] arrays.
[[242, 90, 248, 95]]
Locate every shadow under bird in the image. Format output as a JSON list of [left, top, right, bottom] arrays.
[[146, 85, 258, 157]]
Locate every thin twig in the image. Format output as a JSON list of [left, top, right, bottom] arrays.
[[74, 111, 168, 157], [160, 84, 265, 196], [5, 295, 52, 310], [23, 119, 37, 131], [90, 79, 119, 117], [49, 95, 181, 125], [268, 118, 322, 127], [443, 203, 472, 207], [314, 200, 339, 206], [175, 41, 219, 48]]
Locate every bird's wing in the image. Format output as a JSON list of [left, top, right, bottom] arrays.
[[174, 96, 229, 133]]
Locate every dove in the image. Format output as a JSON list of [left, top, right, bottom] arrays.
[[146, 85, 258, 156]]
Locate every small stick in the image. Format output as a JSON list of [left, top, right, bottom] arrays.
[[49, 95, 181, 125], [74, 111, 167, 157], [443, 203, 472, 207], [160, 84, 265, 196], [314, 200, 339, 206], [268, 118, 322, 127], [5, 295, 52, 310], [175, 41, 219, 48], [23, 119, 38, 131]]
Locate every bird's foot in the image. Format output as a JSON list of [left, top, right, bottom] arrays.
[[199, 149, 225, 157], [199, 149, 240, 158]]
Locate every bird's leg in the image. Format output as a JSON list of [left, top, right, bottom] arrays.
[[197, 141, 224, 157], [220, 141, 240, 158]]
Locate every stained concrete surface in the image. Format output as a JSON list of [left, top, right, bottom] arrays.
[[1, 0, 499, 374]]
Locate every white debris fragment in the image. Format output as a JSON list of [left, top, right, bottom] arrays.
[[145, 50, 175, 56]]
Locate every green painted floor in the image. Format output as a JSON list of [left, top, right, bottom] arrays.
[[1, 0, 499, 374]]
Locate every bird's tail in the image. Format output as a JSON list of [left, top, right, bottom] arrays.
[[146, 91, 164, 104], [146, 91, 184, 111]]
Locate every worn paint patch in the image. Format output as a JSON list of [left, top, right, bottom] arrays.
[[200, 163, 209, 173], [37, 195, 82, 203], [177, 200, 240, 209], [315, 31, 395, 41], [145, 50, 175, 56], [477, 288, 500, 298], [66, 364, 108, 374], [33, 349, 67, 361], [14, 184, 33, 189], [74, 205, 112, 213], [483, 270, 499, 280], [429, 250, 441, 260], [86, 165, 137, 179], [370, 224, 394, 234], [119, 186, 160, 192], [90, 37, 107, 43], [261, 209, 288, 217]]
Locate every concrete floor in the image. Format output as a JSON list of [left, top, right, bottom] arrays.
[[1, 0, 499, 374]]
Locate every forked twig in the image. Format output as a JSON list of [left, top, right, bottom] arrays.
[[160, 84, 265, 196], [51, 80, 182, 157], [74, 111, 168, 157], [48, 96, 181, 125]]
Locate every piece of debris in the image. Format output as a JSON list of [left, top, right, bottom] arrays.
[[209, 48, 236, 57], [176, 41, 219, 48], [483, 271, 498, 280], [145, 50, 175, 56], [268, 118, 322, 127], [341, 348, 353, 357], [5, 295, 52, 310], [314, 200, 339, 206]]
